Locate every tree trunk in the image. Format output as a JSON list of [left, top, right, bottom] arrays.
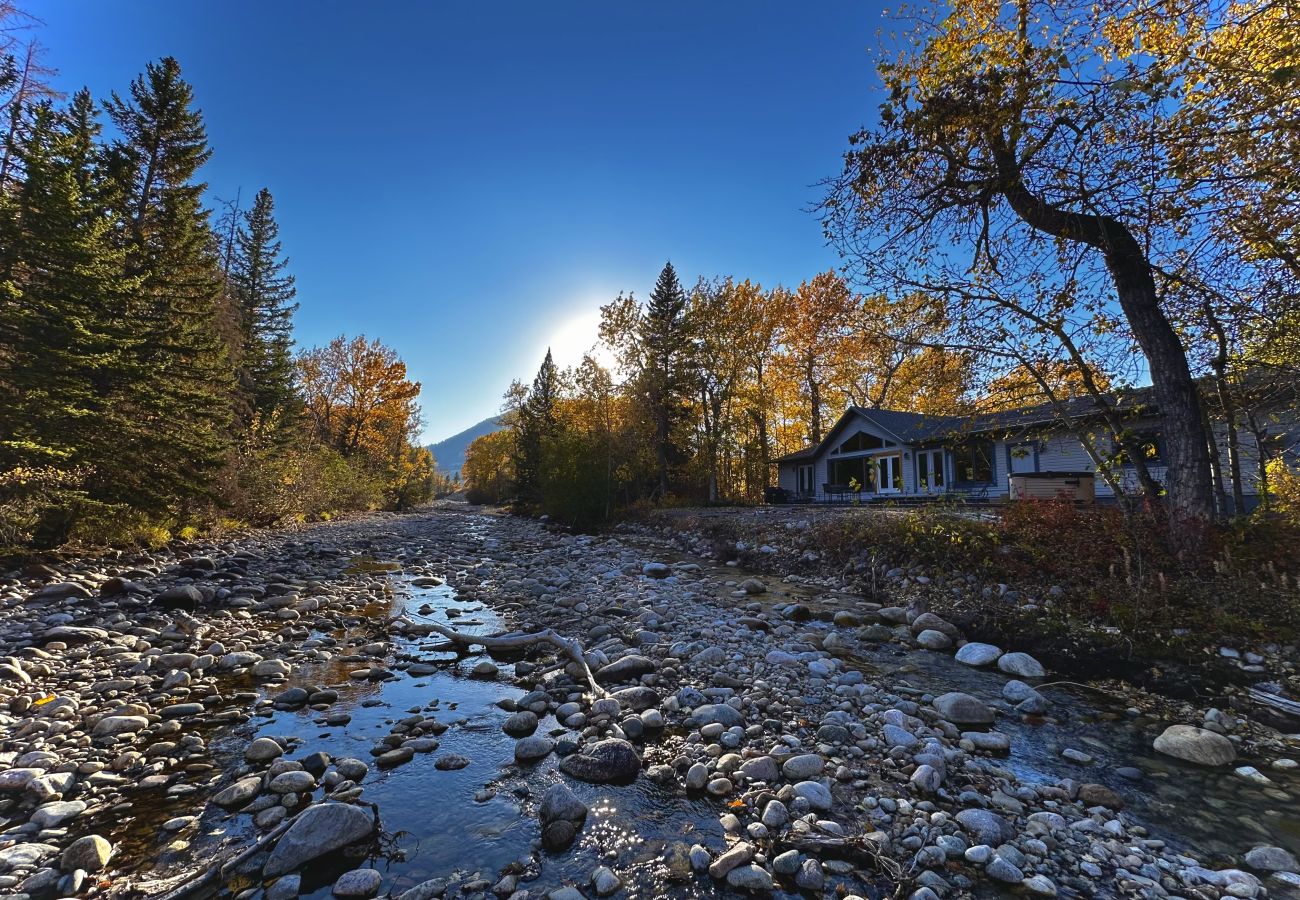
[[992, 143, 1215, 526], [1204, 305, 1246, 515]]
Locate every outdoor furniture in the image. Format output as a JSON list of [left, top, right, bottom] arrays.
[[823, 483, 860, 503]]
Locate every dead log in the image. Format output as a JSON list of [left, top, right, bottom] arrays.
[[394, 616, 609, 699]]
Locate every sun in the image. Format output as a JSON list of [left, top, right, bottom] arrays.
[[544, 309, 615, 371]]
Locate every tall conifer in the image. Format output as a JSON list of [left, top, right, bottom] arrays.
[[642, 261, 691, 499], [232, 187, 300, 438], [104, 57, 233, 512]]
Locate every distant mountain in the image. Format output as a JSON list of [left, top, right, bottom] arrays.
[[427, 415, 505, 476]]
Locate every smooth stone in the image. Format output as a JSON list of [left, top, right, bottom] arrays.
[[955, 642, 1003, 666], [264, 803, 376, 877], [932, 692, 994, 725], [997, 652, 1046, 678], [333, 868, 382, 898], [1153, 724, 1237, 766], [559, 739, 640, 783], [60, 835, 111, 873]]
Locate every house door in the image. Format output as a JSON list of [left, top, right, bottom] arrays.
[[917, 449, 944, 493], [876, 454, 902, 493], [1009, 443, 1037, 474]]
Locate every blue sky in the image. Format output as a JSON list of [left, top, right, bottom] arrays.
[[28, 1, 885, 444]]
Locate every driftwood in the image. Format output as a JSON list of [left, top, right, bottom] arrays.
[[397, 616, 609, 699], [1248, 687, 1300, 717]]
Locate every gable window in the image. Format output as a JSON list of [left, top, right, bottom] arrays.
[[953, 439, 994, 484], [833, 431, 888, 454]]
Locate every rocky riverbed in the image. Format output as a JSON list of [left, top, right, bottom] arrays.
[[1, 505, 1298, 900]]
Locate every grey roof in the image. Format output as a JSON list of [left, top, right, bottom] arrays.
[[776, 388, 1159, 464]]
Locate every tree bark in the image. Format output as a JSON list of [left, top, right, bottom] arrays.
[[991, 141, 1215, 525]]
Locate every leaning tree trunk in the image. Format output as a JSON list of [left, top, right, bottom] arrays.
[[993, 145, 1216, 528]]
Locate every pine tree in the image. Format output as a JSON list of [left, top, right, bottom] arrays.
[[642, 261, 691, 500], [0, 94, 141, 540], [515, 349, 560, 504], [231, 186, 300, 439], [103, 57, 233, 513]]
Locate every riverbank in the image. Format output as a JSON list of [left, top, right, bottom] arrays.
[[0, 504, 1297, 900]]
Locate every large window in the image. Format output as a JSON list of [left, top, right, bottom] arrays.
[[953, 439, 994, 484], [831, 431, 894, 454], [828, 457, 875, 488]]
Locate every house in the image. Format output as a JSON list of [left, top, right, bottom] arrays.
[[774, 386, 1295, 505]]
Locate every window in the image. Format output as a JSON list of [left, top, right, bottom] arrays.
[[833, 431, 886, 454], [953, 440, 994, 483], [797, 465, 813, 494], [828, 457, 875, 488]]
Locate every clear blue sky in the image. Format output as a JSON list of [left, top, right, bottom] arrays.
[[28, 0, 885, 444]]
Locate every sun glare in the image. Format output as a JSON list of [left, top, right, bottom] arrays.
[[544, 309, 615, 371]]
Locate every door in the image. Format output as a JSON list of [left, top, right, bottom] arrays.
[[876, 454, 902, 493], [1010, 443, 1037, 474], [917, 449, 944, 493]]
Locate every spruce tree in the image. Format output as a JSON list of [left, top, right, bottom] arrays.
[[104, 57, 234, 513], [0, 95, 141, 540], [231, 186, 300, 439], [642, 261, 690, 499], [515, 349, 560, 504]]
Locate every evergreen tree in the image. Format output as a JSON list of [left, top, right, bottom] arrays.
[[515, 349, 560, 504], [0, 95, 141, 541], [231, 186, 300, 438], [103, 57, 233, 513], [642, 261, 691, 499]]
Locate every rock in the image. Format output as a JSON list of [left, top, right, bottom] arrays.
[[1153, 724, 1237, 766], [252, 659, 293, 679], [595, 654, 656, 684], [642, 562, 672, 578], [470, 660, 498, 678], [738, 578, 766, 595], [955, 642, 1002, 666], [985, 856, 1024, 883], [738, 756, 780, 783], [270, 771, 316, 793], [961, 731, 1011, 753], [910, 764, 941, 793], [514, 735, 554, 762], [434, 754, 471, 770], [1023, 874, 1058, 896], [726, 863, 775, 892], [503, 710, 538, 736], [795, 858, 825, 891], [932, 692, 994, 725], [915, 629, 952, 650], [539, 782, 587, 825], [30, 800, 86, 829], [60, 835, 111, 873], [213, 775, 262, 808], [156, 585, 203, 608], [246, 737, 284, 763], [610, 685, 659, 711], [267, 875, 302, 900], [997, 652, 1046, 678], [542, 820, 577, 851], [954, 809, 1014, 846], [791, 780, 832, 811], [333, 869, 383, 898], [1244, 846, 1298, 872], [591, 866, 621, 896], [1077, 782, 1123, 810], [559, 739, 640, 783], [92, 715, 149, 737], [781, 753, 824, 781], [708, 842, 754, 879], [264, 802, 376, 877], [688, 703, 744, 728]]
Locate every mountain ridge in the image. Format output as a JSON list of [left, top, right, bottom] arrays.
[[427, 415, 505, 476]]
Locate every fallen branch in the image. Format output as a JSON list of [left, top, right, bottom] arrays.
[[395, 616, 608, 698]]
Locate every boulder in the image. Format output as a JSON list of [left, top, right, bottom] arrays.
[[559, 739, 641, 783], [595, 655, 656, 684], [1153, 725, 1237, 766], [955, 643, 1002, 667], [932, 692, 995, 725], [998, 652, 1046, 678], [539, 782, 587, 825], [60, 835, 111, 873], [264, 802, 376, 877]]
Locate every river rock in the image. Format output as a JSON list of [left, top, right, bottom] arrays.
[[539, 782, 587, 825], [998, 652, 1046, 678], [247, 737, 285, 763], [559, 739, 640, 783], [781, 753, 824, 781], [60, 835, 111, 873], [1244, 846, 1298, 872], [915, 629, 952, 650], [955, 642, 1002, 666], [514, 735, 554, 762], [1153, 724, 1237, 766], [932, 692, 994, 725], [688, 703, 744, 728], [502, 710, 538, 736], [264, 802, 376, 877], [595, 654, 656, 684], [333, 868, 382, 898], [213, 775, 262, 808], [955, 809, 1014, 846]]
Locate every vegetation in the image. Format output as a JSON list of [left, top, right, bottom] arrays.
[[822, 0, 1299, 534], [0, 20, 442, 552]]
